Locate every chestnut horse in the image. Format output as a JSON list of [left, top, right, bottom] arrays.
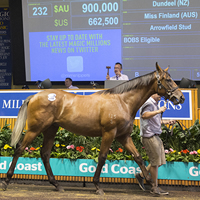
[[2, 63, 184, 194]]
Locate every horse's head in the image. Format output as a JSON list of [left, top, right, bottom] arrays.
[[155, 62, 185, 105]]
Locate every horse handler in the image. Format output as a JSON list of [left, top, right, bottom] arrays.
[[135, 94, 176, 195]]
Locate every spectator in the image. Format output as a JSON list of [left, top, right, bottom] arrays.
[[35, 80, 42, 89], [22, 85, 29, 89], [65, 78, 79, 89]]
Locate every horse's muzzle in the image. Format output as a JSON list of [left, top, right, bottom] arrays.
[[170, 95, 185, 105], [179, 95, 185, 104]]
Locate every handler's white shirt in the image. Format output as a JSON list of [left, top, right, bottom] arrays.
[[140, 97, 162, 138], [110, 74, 129, 80]]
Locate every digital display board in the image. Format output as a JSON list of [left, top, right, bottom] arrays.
[[10, 0, 200, 83]]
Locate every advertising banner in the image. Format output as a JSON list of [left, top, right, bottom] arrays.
[[0, 90, 192, 119], [0, 157, 199, 181]]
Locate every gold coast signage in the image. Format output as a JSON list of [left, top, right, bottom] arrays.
[[0, 157, 200, 180]]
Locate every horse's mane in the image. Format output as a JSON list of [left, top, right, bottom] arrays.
[[98, 71, 155, 95]]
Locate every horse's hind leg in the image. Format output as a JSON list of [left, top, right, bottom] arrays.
[[116, 136, 153, 186], [40, 125, 63, 192], [2, 130, 39, 190]]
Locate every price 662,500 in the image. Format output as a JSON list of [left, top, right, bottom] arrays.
[[88, 17, 119, 26]]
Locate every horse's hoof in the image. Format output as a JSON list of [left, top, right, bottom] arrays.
[[1, 181, 7, 191], [56, 186, 64, 192], [96, 189, 105, 195]]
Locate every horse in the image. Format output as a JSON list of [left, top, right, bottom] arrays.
[[2, 63, 185, 194]]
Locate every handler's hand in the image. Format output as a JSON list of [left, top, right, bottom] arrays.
[[159, 106, 167, 113]]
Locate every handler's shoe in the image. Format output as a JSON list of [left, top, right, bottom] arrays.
[[158, 187, 169, 195], [135, 173, 145, 191], [150, 186, 160, 195], [150, 186, 169, 195]]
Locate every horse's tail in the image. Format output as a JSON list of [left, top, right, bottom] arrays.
[[11, 95, 34, 147]]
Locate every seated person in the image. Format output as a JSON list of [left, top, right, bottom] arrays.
[[35, 80, 42, 89], [65, 78, 79, 89], [22, 85, 29, 89], [106, 62, 129, 80]]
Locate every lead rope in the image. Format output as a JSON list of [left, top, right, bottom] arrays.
[[161, 101, 191, 149], [160, 101, 172, 146]]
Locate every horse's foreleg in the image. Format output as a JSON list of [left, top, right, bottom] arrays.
[[93, 130, 116, 195], [41, 126, 63, 192], [2, 131, 39, 191], [116, 136, 153, 186]]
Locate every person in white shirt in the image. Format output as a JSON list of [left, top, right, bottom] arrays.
[[106, 62, 129, 80], [135, 94, 175, 195], [65, 78, 79, 89]]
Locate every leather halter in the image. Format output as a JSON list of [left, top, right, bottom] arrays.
[[156, 71, 179, 100]]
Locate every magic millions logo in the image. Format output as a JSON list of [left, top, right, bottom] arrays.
[[158, 100, 183, 111], [2, 99, 25, 109]]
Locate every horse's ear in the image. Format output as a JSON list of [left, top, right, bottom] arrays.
[[164, 67, 169, 72], [156, 62, 162, 73]]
